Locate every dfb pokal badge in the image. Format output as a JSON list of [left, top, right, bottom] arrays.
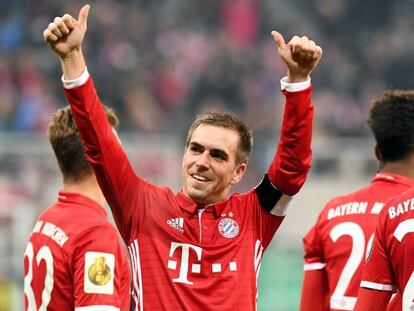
[[88, 256, 112, 285], [84, 251, 115, 294], [218, 218, 239, 239]]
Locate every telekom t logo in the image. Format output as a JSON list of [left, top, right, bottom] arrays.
[[168, 242, 202, 285]]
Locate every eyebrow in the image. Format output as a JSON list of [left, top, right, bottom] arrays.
[[190, 142, 229, 160]]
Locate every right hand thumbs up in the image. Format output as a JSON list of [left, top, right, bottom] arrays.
[[43, 4, 91, 59]]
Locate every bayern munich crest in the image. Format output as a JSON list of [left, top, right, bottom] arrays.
[[218, 218, 239, 239]]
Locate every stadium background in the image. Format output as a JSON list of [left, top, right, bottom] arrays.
[[0, 0, 413, 309]]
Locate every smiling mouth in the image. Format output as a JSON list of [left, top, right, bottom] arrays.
[[191, 174, 210, 182]]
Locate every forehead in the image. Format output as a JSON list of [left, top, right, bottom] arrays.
[[189, 125, 240, 152]]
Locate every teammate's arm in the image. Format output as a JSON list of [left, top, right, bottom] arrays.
[[354, 287, 391, 311], [257, 32, 322, 216], [300, 270, 329, 311], [72, 225, 130, 310], [300, 225, 329, 311]]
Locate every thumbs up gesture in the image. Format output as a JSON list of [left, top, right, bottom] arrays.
[[271, 31, 323, 82], [43, 4, 90, 59]]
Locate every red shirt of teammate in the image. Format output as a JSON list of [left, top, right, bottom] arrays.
[[24, 192, 131, 311], [304, 90, 414, 311], [302, 173, 414, 310], [23, 105, 130, 311], [357, 187, 414, 310]]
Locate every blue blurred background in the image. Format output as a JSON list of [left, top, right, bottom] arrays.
[[1, 0, 413, 309]]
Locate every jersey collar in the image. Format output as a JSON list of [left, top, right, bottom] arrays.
[[372, 172, 414, 187], [57, 191, 107, 217], [176, 191, 227, 217]]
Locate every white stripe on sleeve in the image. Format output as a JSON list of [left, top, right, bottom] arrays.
[[360, 281, 396, 292], [303, 262, 326, 271], [75, 306, 120, 311]]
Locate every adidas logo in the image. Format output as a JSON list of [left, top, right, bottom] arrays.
[[167, 217, 184, 233]]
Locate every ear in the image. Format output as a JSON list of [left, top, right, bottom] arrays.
[[374, 145, 383, 162], [230, 163, 247, 185]]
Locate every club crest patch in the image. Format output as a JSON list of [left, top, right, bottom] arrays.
[[84, 251, 115, 294], [218, 218, 239, 239]]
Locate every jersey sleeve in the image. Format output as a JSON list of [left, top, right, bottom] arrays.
[[303, 223, 326, 271], [300, 269, 330, 311], [64, 77, 151, 243], [360, 213, 396, 292], [71, 225, 130, 310], [267, 86, 313, 197], [237, 188, 284, 249]]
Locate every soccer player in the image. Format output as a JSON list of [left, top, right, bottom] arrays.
[[354, 91, 414, 311], [43, 4, 322, 310], [300, 90, 414, 311], [23, 105, 131, 311]]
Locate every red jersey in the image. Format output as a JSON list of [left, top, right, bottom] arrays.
[[64, 74, 313, 310], [24, 192, 131, 311], [361, 187, 414, 310], [303, 173, 414, 310]]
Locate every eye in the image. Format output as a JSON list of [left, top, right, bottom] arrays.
[[190, 145, 202, 153], [211, 151, 225, 161]]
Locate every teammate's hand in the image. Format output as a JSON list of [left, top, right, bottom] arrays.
[[271, 31, 322, 82], [43, 4, 90, 59]]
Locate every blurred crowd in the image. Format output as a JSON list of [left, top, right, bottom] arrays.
[[1, 0, 413, 137]]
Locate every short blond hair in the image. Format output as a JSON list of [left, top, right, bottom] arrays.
[[48, 105, 118, 182], [186, 110, 253, 164]]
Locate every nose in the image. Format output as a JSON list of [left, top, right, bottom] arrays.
[[195, 151, 210, 169]]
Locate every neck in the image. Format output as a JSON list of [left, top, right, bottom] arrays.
[[62, 174, 105, 207], [380, 155, 414, 180]]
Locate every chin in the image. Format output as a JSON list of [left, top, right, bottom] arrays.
[[187, 190, 207, 204]]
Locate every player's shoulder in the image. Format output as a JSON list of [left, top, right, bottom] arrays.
[[227, 189, 257, 208], [378, 186, 414, 225], [314, 184, 377, 225], [318, 187, 366, 215], [40, 199, 114, 238], [326, 184, 374, 207]]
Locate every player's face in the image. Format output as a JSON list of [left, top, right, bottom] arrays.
[[182, 125, 246, 205]]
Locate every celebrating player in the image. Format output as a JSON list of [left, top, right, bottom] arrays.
[[23, 106, 131, 311], [354, 91, 414, 311], [300, 90, 414, 311], [43, 4, 322, 310]]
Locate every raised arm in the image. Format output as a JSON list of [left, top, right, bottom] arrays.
[[43, 5, 144, 242], [263, 32, 322, 215]]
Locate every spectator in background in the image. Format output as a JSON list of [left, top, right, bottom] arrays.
[[2, 0, 414, 138], [23, 105, 130, 310], [300, 90, 414, 311]]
